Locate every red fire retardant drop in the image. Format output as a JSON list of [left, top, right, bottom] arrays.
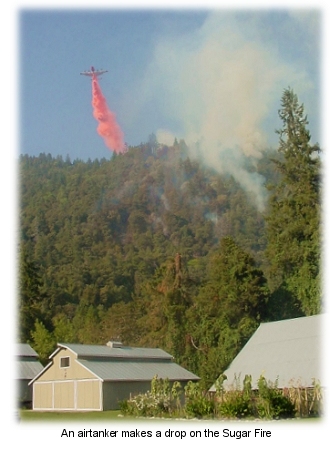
[[91, 76, 125, 154]]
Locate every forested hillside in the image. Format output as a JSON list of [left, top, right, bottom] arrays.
[[19, 89, 322, 387]]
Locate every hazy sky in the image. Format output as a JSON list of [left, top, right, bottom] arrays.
[[19, 7, 322, 163]]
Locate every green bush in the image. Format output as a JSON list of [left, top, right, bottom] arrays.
[[215, 374, 254, 419], [217, 390, 254, 418], [184, 381, 216, 418], [184, 395, 216, 418], [256, 375, 296, 419], [120, 376, 182, 417], [119, 399, 134, 415]]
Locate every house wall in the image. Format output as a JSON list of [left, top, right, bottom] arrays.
[[32, 348, 102, 411]]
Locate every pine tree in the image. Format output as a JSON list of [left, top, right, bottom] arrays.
[[19, 248, 49, 341], [186, 237, 269, 388], [265, 88, 321, 316]]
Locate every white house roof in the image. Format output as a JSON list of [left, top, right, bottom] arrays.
[[210, 314, 323, 391]]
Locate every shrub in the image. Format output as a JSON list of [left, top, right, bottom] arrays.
[[120, 376, 182, 417], [256, 375, 296, 419], [215, 373, 255, 419], [218, 390, 254, 419], [184, 381, 216, 418]]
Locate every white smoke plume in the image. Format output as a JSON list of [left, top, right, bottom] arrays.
[[135, 11, 318, 211]]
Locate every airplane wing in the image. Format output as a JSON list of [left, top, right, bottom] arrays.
[[80, 68, 108, 77], [95, 69, 108, 76]]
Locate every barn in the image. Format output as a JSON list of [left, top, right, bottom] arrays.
[[16, 343, 43, 408], [209, 314, 323, 392], [29, 341, 200, 411]]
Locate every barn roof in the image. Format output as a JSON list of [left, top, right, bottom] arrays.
[[16, 343, 39, 358], [210, 314, 323, 391], [54, 343, 173, 361], [78, 359, 200, 382], [18, 360, 44, 380], [16, 344, 43, 381], [30, 342, 200, 384]]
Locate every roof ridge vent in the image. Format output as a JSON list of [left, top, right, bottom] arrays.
[[106, 341, 123, 348]]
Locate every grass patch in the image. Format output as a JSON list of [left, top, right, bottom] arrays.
[[19, 409, 323, 422], [19, 410, 139, 421]]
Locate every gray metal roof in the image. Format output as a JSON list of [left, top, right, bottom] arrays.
[[57, 343, 173, 360], [79, 359, 200, 382], [30, 343, 200, 385], [16, 343, 39, 358], [17, 360, 44, 380], [210, 314, 323, 391]]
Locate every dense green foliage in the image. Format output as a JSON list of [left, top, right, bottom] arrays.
[[19, 89, 321, 387]]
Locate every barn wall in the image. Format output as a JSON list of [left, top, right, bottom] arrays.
[[32, 379, 103, 411], [37, 348, 96, 382], [102, 380, 193, 410], [76, 379, 102, 410], [17, 380, 32, 405], [33, 382, 53, 409], [54, 380, 74, 409], [32, 348, 103, 411], [103, 380, 151, 410]]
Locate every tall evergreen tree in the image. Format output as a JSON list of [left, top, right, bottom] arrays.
[[186, 237, 269, 388], [19, 248, 49, 341], [265, 88, 321, 316], [130, 253, 194, 364]]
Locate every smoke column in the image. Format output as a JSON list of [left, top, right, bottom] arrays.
[[132, 11, 318, 211], [91, 76, 125, 153]]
